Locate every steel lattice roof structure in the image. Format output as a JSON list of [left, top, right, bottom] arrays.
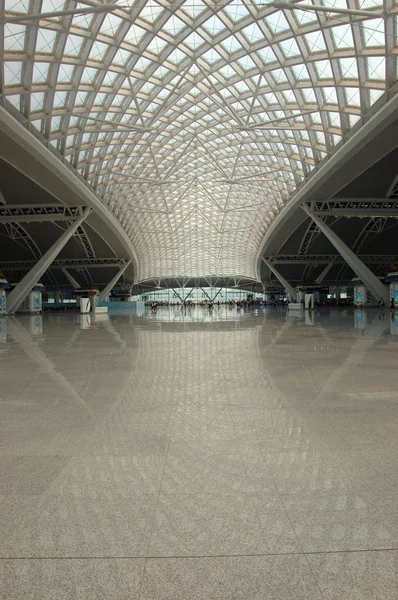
[[1, 0, 398, 285]]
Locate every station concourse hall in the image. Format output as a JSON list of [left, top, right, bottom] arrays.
[[1, 1, 398, 599]]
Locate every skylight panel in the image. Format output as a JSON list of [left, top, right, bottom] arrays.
[[257, 45, 277, 64], [183, 32, 205, 50], [322, 86, 338, 104], [279, 38, 301, 58], [301, 88, 316, 103], [30, 91, 45, 111], [162, 15, 186, 34], [72, 7, 95, 30], [292, 7, 318, 26], [4, 24, 26, 52], [99, 14, 123, 37], [53, 91, 68, 108], [238, 54, 258, 71], [124, 24, 146, 46], [202, 15, 226, 36], [221, 35, 242, 54], [181, 0, 206, 18], [332, 24, 354, 50], [81, 67, 98, 84], [265, 11, 290, 34], [339, 58, 358, 79], [367, 56, 385, 80], [305, 31, 327, 53], [271, 68, 288, 83], [35, 29, 57, 54], [32, 62, 50, 84], [147, 36, 169, 55], [223, 0, 250, 22], [345, 87, 361, 107], [201, 48, 222, 63], [363, 18, 385, 47], [64, 35, 84, 57], [75, 91, 89, 106], [102, 70, 118, 87], [167, 48, 187, 63], [57, 63, 75, 83], [291, 63, 310, 81], [134, 56, 152, 71], [241, 23, 264, 43], [4, 0, 29, 14], [315, 60, 333, 80], [139, 0, 164, 23]]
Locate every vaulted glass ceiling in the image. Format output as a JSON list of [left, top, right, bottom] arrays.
[[2, 0, 397, 281]]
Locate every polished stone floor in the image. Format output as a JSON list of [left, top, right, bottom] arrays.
[[0, 306, 397, 599]]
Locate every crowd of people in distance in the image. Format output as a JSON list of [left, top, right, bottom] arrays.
[[146, 299, 254, 312]]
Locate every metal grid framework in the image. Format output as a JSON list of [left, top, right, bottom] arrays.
[[2, 0, 397, 281]]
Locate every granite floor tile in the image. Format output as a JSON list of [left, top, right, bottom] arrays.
[[286, 507, 398, 552], [44, 455, 166, 499], [0, 558, 146, 600], [0, 494, 158, 557], [0, 456, 70, 495], [140, 555, 323, 600], [148, 492, 301, 556], [308, 550, 398, 599], [160, 447, 276, 495]]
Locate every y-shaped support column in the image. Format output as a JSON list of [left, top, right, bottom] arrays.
[[302, 204, 389, 303], [315, 262, 333, 284], [7, 208, 91, 314], [99, 261, 131, 302], [62, 268, 80, 289], [263, 259, 296, 301]]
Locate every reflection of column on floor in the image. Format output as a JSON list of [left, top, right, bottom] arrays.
[[320, 318, 386, 395], [0, 317, 6, 343], [7, 317, 93, 418]]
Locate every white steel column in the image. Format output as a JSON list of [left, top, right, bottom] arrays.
[[99, 260, 131, 302], [302, 205, 389, 303], [315, 262, 333, 284], [62, 268, 80, 289], [263, 259, 296, 301], [6, 208, 91, 314]]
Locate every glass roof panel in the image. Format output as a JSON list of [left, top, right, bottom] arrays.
[[1, 0, 397, 281]]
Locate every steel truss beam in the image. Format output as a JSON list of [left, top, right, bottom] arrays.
[[265, 255, 398, 264], [0, 258, 127, 271], [311, 198, 398, 217], [0, 205, 84, 223]]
